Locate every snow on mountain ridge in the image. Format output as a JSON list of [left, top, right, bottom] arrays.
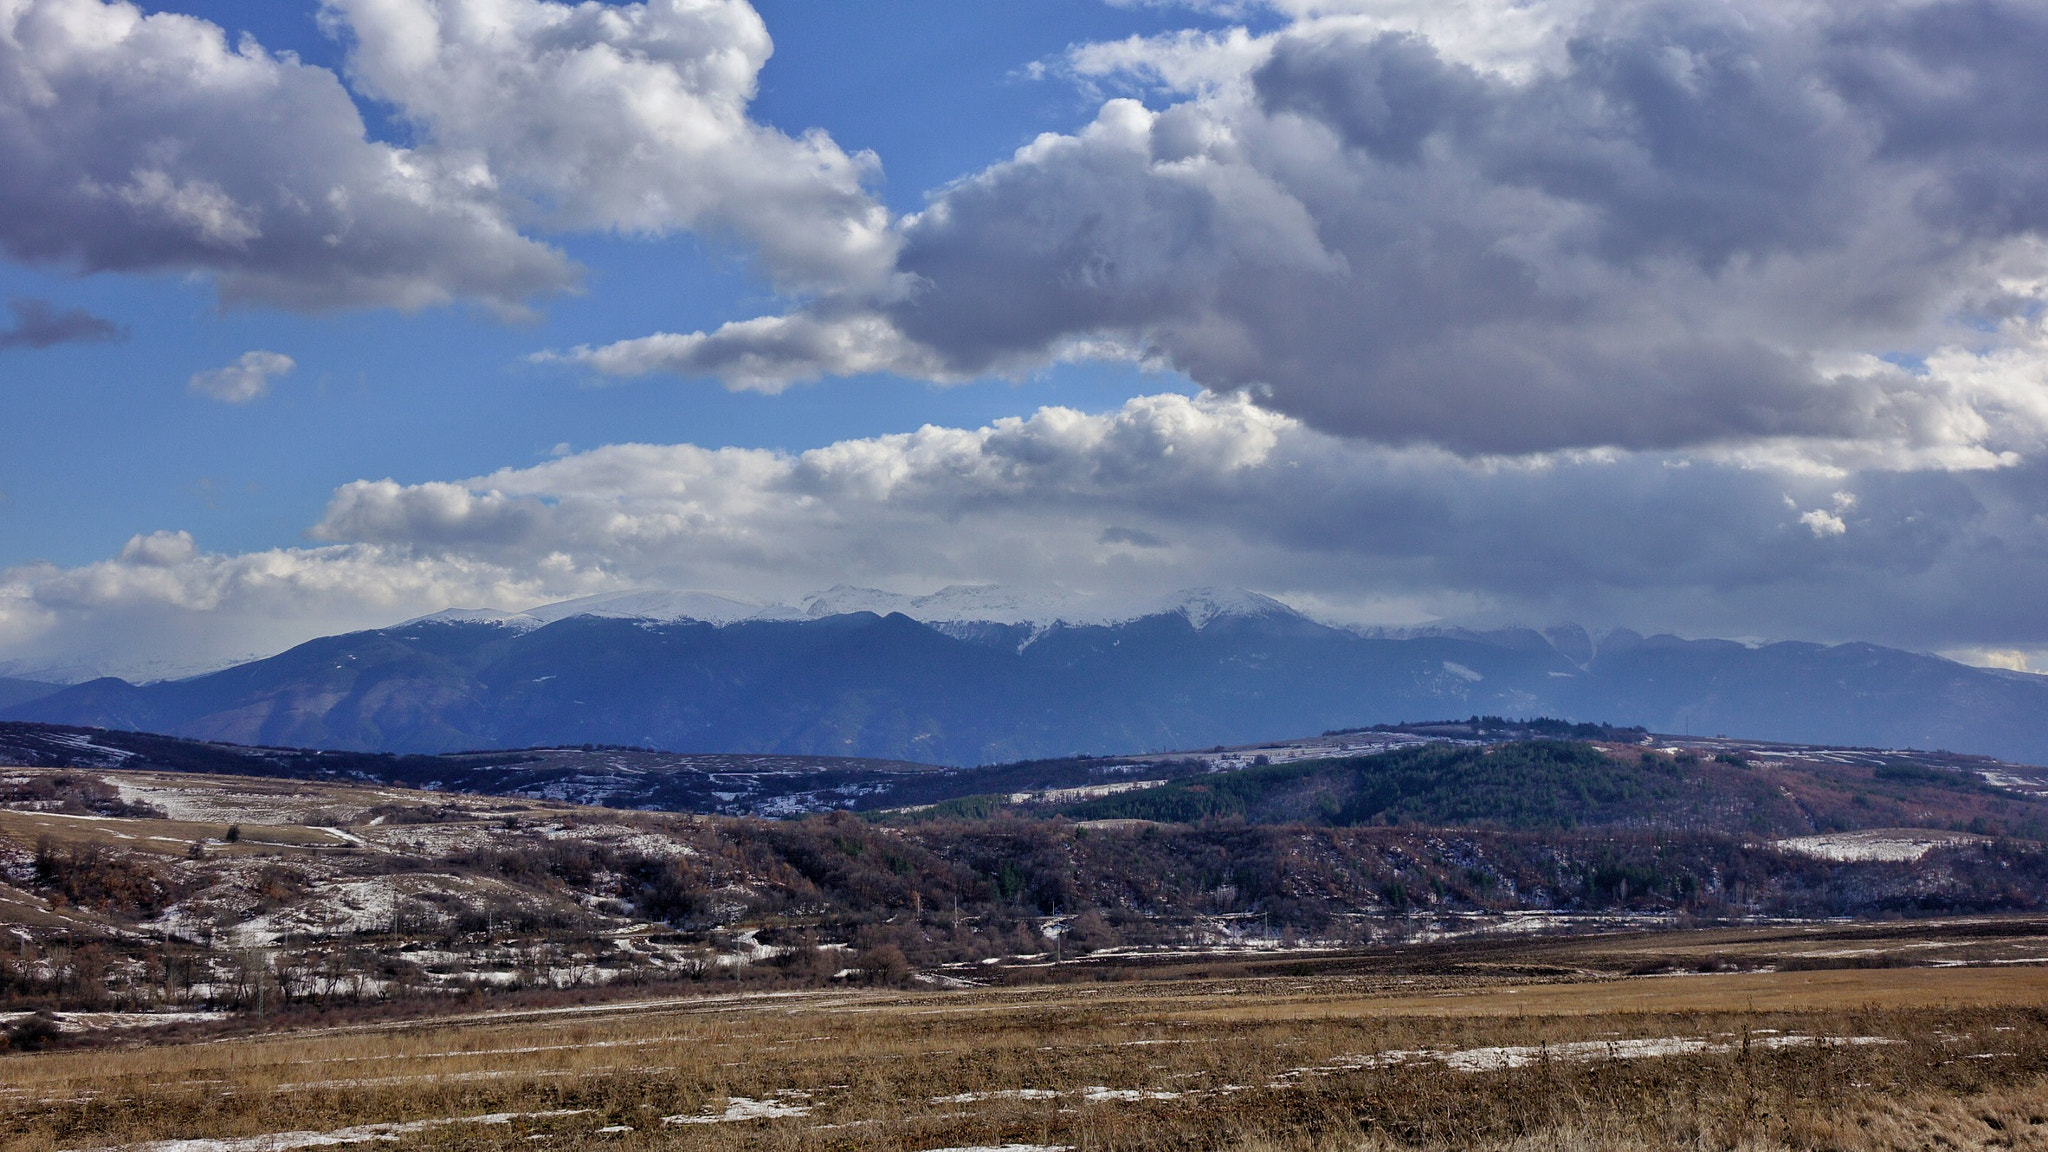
[[404, 607, 545, 630], [798, 585, 914, 619], [796, 585, 1305, 629], [523, 589, 770, 625], [414, 585, 1313, 633], [800, 584, 1073, 626], [1146, 587, 1298, 629]]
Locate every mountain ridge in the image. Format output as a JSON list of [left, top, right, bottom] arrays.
[[8, 599, 2048, 765], [401, 584, 1315, 635]]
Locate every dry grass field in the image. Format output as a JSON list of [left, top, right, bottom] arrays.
[[5, 926, 2048, 1152]]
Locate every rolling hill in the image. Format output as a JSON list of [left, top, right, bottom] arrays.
[[1052, 739, 2048, 840]]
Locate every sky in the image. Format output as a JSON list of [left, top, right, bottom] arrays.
[[3, 0, 2048, 682]]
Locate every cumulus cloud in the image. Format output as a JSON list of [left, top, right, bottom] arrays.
[[322, 0, 893, 291], [573, 0, 2048, 468], [0, 297, 125, 349], [550, 309, 955, 391], [1798, 508, 1847, 538], [188, 350, 296, 403], [0, 0, 888, 311], [0, 0, 578, 311]]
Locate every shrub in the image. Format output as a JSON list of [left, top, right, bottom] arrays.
[[854, 943, 911, 985], [4, 1011, 61, 1052]]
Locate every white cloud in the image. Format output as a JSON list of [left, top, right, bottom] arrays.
[[117, 530, 199, 566], [1060, 27, 1272, 96], [0, 0, 575, 311], [571, 0, 2048, 470], [0, 0, 890, 310], [1798, 508, 1847, 537], [188, 350, 295, 403], [1947, 647, 2037, 673], [322, 0, 894, 292], [550, 309, 954, 391]]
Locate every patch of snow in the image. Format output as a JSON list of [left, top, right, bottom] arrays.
[[277, 1069, 560, 1092], [1009, 780, 1166, 804], [929, 1089, 1061, 1104], [661, 1093, 810, 1124], [315, 826, 373, 849], [1124, 587, 1299, 629], [913, 1139, 1073, 1147], [0, 1010, 226, 1032], [1775, 831, 1987, 862], [1082, 1087, 1181, 1103], [1279, 1034, 1900, 1080], [400, 608, 544, 632], [80, 1109, 589, 1152], [523, 589, 766, 626]]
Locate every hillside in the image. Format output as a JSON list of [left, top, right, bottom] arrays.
[[0, 721, 953, 817], [10, 718, 2047, 835], [10, 594, 2048, 763], [5, 758, 2048, 1026], [1055, 739, 2048, 839]]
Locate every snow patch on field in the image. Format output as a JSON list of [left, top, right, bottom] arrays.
[[1979, 770, 2048, 794], [276, 1069, 573, 1092], [0, 1010, 226, 1032], [551, 825, 698, 859], [661, 1092, 811, 1124], [913, 1139, 1073, 1147], [931, 1086, 1180, 1104], [930, 1089, 1060, 1104], [1082, 1086, 1182, 1102], [194, 875, 442, 946], [1775, 831, 1987, 862], [80, 1109, 589, 1151], [1008, 780, 1165, 804], [1279, 1034, 1898, 1080]]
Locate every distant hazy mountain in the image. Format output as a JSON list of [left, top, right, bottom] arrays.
[[401, 583, 1286, 633], [8, 588, 2048, 764], [0, 677, 60, 711]]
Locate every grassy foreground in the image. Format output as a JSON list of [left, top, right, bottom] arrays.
[[5, 943, 2048, 1151]]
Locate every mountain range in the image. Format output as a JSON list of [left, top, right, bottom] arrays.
[[4, 586, 2047, 765]]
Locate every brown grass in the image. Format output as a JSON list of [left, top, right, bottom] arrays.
[[0, 809, 347, 855], [4, 963, 2047, 1150]]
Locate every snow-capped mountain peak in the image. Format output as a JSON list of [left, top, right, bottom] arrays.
[[1140, 587, 1300, 629], [403, 607, 546, 630], [521, 589, 767, 625], [797, 585, 1070, 625], [799, 585, 916, 619], [405, 584, 1312, 635]]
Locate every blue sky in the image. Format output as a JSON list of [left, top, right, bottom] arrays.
[[0, 0, 1250, 569], [5, 0, 2048, 680]]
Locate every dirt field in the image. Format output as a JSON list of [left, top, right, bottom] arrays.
[[6, 924, 2048, 1151]]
